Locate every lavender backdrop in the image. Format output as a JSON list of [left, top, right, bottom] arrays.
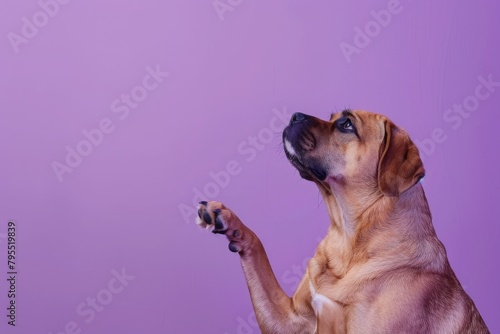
[[1, 1, 499, 333]]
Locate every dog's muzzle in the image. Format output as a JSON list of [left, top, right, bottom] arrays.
[[282, 113, 327, 181]]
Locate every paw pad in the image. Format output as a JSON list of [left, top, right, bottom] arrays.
[[195, 201, 248, 254], [196, 201, 227, 234]]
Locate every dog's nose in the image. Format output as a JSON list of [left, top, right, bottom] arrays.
[[290, 112, 306, 124]]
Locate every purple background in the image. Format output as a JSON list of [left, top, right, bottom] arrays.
[[1, 1, 499, 333]]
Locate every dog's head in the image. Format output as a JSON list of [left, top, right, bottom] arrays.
[[282, 110, 425, 197]]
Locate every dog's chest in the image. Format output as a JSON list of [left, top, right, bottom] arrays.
[[308, 257, 344, 317], [308, 274, 347, 333], [309, 280, 336, 313]]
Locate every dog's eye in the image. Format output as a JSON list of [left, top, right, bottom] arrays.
[[337, 118, 355, 133], [343, 119, 353, 130]]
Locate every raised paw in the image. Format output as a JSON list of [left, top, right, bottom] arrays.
[[196, 201, 254, 254]]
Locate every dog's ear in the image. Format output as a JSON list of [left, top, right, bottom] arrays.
[[378, 121, 425, 197]]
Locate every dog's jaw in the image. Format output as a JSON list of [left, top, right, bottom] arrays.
[[283, 138, 316, 181], [284, 137, 329, 182]]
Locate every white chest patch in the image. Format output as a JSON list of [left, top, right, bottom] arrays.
[[309, 282, 334, 315]]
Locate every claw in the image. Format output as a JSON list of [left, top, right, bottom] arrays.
[[215, 216, 224, 230], [202, 211, 213, 224]]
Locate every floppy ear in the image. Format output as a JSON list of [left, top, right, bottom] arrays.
[[378, 121, 425, 197]]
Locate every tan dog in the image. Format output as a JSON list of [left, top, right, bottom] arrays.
[[196, 110, 489, 333]]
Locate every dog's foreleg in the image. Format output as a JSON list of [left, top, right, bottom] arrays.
[[238, 237, 315, 333], [197, 201, 315, 333]]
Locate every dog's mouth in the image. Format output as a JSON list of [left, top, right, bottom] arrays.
[[283, 140, 310, 179], [283, 138, 327, 181], [283, 113, 329, 182]]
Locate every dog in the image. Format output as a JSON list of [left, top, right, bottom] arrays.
[[196, 110, 489, 333]]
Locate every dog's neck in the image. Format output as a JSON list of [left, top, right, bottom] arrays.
[[319, 179, 431, 229], [318, 179, 385, 234], [318, 183, 435, 250], [317, 181, 440, 274]]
